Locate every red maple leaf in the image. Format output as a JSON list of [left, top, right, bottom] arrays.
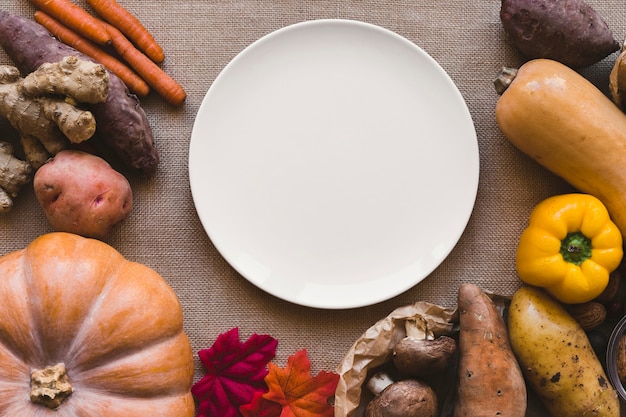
[[192, 327, 278, 417], [240, 391, 283, 417], [247, 349, 339, 417]]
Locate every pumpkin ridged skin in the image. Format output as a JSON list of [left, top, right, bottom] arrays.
[[495, 58, 626, 238], [0, 232, 194, 416]]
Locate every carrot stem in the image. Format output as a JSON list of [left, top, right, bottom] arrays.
[[100, 20, 186, 106], [29, 0, 111, 45], [34, 11, 150, 97], [87, 0, 164, 63]]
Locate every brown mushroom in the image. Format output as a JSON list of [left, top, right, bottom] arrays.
[[392, 335, 457, 377], [365, 372, 438, 417]]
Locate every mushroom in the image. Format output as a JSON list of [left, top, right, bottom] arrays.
[[364, 372, 437, 417], [392, 335, 457, 377]]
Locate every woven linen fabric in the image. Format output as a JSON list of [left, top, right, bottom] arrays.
[[0, 0, 623, 410]]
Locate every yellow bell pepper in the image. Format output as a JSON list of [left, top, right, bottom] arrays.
[[516, 193, 623, 304]]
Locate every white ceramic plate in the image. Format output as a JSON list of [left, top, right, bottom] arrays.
[[189, 19, 479, 309]]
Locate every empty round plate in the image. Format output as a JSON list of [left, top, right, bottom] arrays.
[[189, 19, 479, 309]]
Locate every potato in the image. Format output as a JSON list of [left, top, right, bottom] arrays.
[[508, 286, 620, 417], [34, 150, 133, 240], [500, 0, 619, 68]]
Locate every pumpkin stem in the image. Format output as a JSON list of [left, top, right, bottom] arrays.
[[494, 67, 518, 95], [30, 363, 73, 409]]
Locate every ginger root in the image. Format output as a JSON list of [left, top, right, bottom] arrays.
[[0, 56, 109, 210], [0, 141, 32, 212], [0, 56, 109, 169], [22, 55, 109, 104]]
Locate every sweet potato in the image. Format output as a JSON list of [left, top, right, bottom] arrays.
[[500, 0, 619, 68], [0, 11, 159, 176], [34, 150, 133, 240], [453, 283, 526, 417]]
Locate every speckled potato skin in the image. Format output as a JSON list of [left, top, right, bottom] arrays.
[[508, 286, 620, 417], [34, 150, 133, 240]]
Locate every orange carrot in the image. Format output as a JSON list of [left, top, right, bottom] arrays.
[[34, 11, 150, 97], [29, 0, 111, 45], [87, 0, 164, 63], [100, 20, 186, 106]]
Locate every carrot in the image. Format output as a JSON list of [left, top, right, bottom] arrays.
[[34, 11, 150, 97], [29, 0, 110, 45], [87, 0, 164, 63], [100, 20, 186, 106]]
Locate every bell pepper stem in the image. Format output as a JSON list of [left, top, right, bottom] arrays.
[[561, 231, 592, 265]]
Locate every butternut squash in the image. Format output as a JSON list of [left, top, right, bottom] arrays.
[[495, 58, 626, 238]]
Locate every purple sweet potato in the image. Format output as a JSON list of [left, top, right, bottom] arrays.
[[500, 0, 619, 68], [0, 11, 159, 177]]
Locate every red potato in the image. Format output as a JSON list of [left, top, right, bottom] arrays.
[[500, 0, 619, 68], [34, 150, 133, 240], [453, 283, 527, 417]]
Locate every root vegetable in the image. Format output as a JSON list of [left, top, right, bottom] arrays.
[[20, 134, 53, 169], [34, 150, 133, 240], [508, 286, 620, 417], [0, 57, 107, 167], [0, 142, 33, 212], [500, 0, 619, 68], [87, 0, 165, 63], [454, 283, 527, 417], [22, 55, 109, 104], [28, 0, 111, 45], [34, 11, 150, 97], [0, 11, 159, 177], [392, 335, 456, 377], [100, 19, 186, 106]]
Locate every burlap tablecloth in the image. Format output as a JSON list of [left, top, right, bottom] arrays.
[[0, 0, 623, 406]]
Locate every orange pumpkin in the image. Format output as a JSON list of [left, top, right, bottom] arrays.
[[0, 232, 195, 416]]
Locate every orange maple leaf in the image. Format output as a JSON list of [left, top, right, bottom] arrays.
[[261, 349, 339, 417]]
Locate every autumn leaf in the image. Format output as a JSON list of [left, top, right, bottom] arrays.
[[240, 391, 283, 417], [192, 327, 278, 417], [260, 349, 340, 417]]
